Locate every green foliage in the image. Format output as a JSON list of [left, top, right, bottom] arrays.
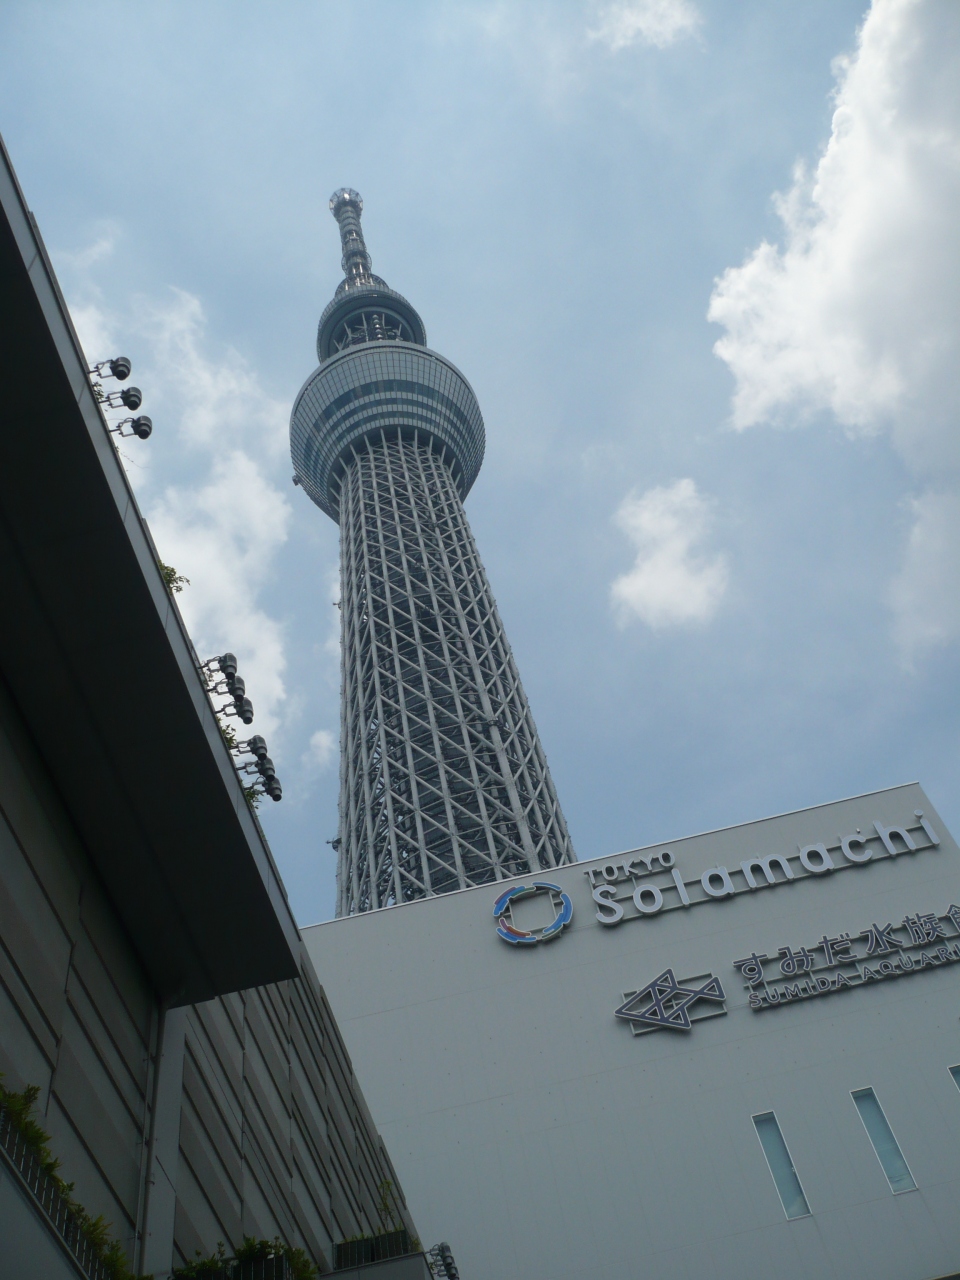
[[158, 560, 190, 594], [235, 1235, 316, 1279], [172, 1238, 316, 1280], [375, 1180, 419, 1247], [340, 1222, 421, 1258], [376, 1180, 401, 1232], [172, 1241, 228, 1278], [0, 1081, 61, 1180], [0, 1081, 324, 1280], [0, 1076, 136, 1279]]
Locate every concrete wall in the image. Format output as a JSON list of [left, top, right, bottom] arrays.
[[304, 782, 960, 1280], [0, 677, 155, 1263], [332, 1254, 433, 1280], [0, 675, 415, 1275], [176, 964, 415, 1271]]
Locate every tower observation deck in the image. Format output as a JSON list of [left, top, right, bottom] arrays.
[[291, 188, 575, 915]]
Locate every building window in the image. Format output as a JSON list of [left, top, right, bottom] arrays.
[[950, 1065, 960, 1091], [752, 1112, 811, 1219], [851, 1088, 916, 1193]]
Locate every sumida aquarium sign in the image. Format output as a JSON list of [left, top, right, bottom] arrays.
[[492, 807, 960, 1034]]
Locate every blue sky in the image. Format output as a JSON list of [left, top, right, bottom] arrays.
[[2, 0, 958, 926]]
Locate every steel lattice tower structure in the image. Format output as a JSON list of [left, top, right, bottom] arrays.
[[291, 188, 575, 915]]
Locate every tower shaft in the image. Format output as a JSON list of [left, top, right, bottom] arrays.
[[291, 188, 576, 914], [337, 432, 573, 914]]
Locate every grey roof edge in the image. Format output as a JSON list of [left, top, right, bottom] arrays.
[[0, 132, 300, 998], [300, 781, 928, 930], [603, 780, 924, 862]]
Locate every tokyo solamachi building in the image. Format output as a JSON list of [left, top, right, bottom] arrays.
[[291, 192, 960, 1280]]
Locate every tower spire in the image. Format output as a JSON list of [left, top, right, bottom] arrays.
[[329, 187, 373, 287]]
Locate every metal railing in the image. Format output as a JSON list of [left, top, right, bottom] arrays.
[[334, 1229, 415, 1270], [0, 1101, 113, 1280]]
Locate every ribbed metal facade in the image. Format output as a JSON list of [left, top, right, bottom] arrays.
[[290, 342, 484, 523], [291, 188, 575, 915]]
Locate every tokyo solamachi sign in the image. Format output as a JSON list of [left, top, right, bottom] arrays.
[[583, 811, 940, 927]]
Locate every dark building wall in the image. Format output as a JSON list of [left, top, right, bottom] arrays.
[[0, 674, 415, 1275], [0, 133, 422, 1278], [0, 675, 155, 1261], [177, 965, 414, 1270]]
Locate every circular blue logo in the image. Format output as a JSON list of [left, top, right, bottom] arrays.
[[493, 881, 573, 946]]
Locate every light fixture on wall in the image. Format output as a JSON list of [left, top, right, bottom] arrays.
[[88, 355, 132, 381], [200, 651, 255, 724], [109, 415, 153, 440], [235, 734, 283, 801], [102, 385, 143, 410], [90, 355, 154, 441]]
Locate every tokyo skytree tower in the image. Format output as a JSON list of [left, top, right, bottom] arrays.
[[291, 189, 575, 915]]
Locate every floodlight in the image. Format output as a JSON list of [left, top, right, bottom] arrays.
[[109, 415, 153, 440], [217, 652, 238, 679], [88, 355, 132, 381]]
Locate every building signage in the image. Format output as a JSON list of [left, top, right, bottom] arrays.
[[493, 881, 573, 946], [585, 812, 940, 927], [615, 969, 726, 1034], [737, 903, 960, 1010]]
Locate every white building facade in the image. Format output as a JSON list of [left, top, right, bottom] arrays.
[[304, 783, 960, 1280]]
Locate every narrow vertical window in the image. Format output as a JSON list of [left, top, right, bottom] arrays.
[[851, 1088, 916, 1192], [752, 1112, 810, 1219], [949, 1065, 960, 1091]]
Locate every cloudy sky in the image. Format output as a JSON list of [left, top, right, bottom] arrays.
[[2, 0, 958, 926]]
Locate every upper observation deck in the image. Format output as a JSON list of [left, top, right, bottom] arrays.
[[290, 188, 485, 522]]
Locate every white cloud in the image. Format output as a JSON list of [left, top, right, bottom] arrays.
[[302, 729, 336, 776], [136, 291, 292, 735], [58, 225, 124, 373], [889, 491, 960, 657], [140, 288, 289, 459], [57, 223, 119, 274], [147, 450, 290, 737], [611, 478, 728, 627], [58, 241, 295, 738], [708, 0, 960, 656], [61, 231, 123, 390], [445, 1, 699, 111], [589, 0, 701, 51], [71, 300, 118, 364]]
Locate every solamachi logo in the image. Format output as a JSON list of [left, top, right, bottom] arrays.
[[493, 881, 573, 946]]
